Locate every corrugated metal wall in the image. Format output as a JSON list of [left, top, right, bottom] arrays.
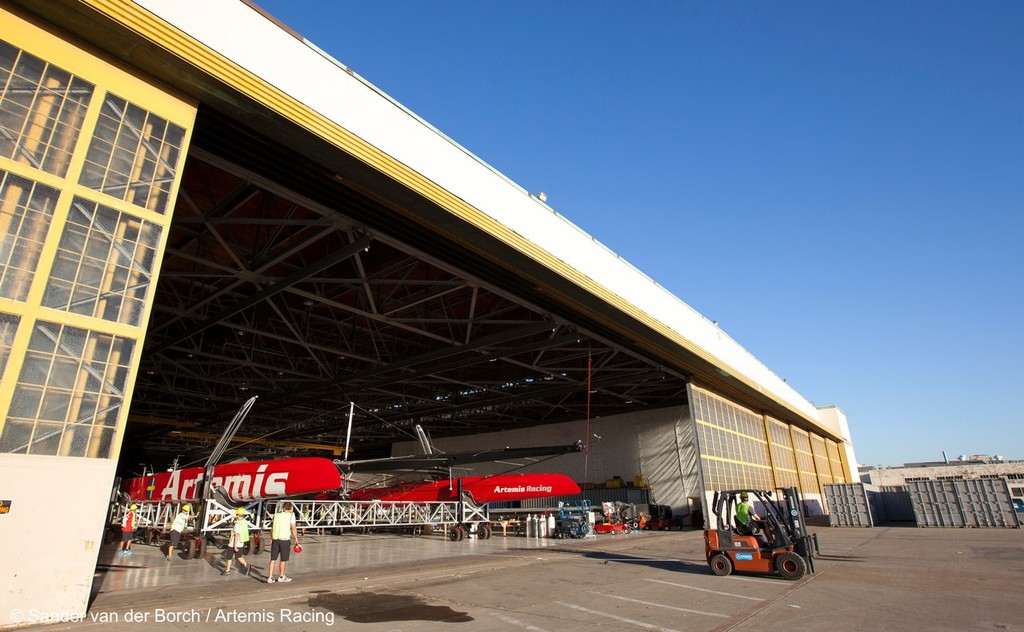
[[823, 481, 1020, 528], [879, 485, 916, 522], [908, 479, 1020, 528], [824, 483, 875, 527]]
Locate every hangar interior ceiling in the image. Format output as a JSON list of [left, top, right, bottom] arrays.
[[124, 109, 690, 468]]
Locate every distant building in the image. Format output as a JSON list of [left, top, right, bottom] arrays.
[[860, 457, 1024, 504]]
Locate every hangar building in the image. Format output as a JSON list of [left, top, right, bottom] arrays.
[[0, 0, 857, 624]]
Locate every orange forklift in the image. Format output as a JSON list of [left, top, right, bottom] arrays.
[[704, 486, 818, 580]]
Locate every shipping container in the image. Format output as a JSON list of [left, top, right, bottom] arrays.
[[824, 483, 875, 527], [907, 479, 1020, 528]]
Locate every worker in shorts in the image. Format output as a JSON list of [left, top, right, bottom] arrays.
[[164, 503, 192, 560], [223, 507, 253, 576], [266, 502, 299, 583], [119, 504, 138, 556]]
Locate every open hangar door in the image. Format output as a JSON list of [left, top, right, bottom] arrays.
[[120, 110, 692, 473]]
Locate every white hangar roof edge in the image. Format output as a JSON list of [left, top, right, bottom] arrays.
[[134, 0, 821, 425]]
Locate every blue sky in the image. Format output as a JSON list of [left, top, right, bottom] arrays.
[[253, 1, 1023, 467]]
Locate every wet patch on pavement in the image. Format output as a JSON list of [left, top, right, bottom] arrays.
[[308, 591, 473, 623]]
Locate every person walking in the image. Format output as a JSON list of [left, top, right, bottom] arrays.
[[164, 503, 192, 560], [119, 504, 138, 556], [223, 507, 253, 576], [266, 502, 300, 583]]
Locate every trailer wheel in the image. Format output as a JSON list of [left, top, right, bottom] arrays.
[[104, 527, 116, 545], [422, 524, 434, 536], [249, 535, 262, 556], [448, 526, 465, 541], [775, 551, 807, 581], [184, 538, 195, 559], [709, 553, 733, 576], [146, 529, 159, 545], [480, 523, 492, 540]]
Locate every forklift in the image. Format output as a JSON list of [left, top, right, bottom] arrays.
[[703, 486, 818, 580]]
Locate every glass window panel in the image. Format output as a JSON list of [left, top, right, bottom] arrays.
[[74, 391, 99, 420], [67, 293, 93, 316], [101, 294, 122, 322], [89, 426, 115, 458], [43, 280, 73, 311], [39, 389, 71, 421], [56, 324, 85, 358], [79, 93, 183, 214], [0, 420, 33, 453], [99, 405, 120, 427], [108, 363, 127, 392], [57, 218, 88, 247], [78, 258, 105, 287], [88, 335, 112, 364], [109, 264, 129, 291], [123, 298, 144, 325], [8, 383, 42, 418], [0, 171, 60, 300], [136, 243, 156, 270], [0, 277, 26, 303], [0, 41, 94, 177], [7, 321, 133, 458], [83, 366, 104, 393], [84, 232, 109, 259], [60, 423, 91, 456], [165, 122, 184, 149], [0, 311, 19, 378], [78, 162, 102, 189], [28, 422, 62, 455], [43, 197, 160, 326], [19, 353, 51, 385], [48, 250, 79, 281]]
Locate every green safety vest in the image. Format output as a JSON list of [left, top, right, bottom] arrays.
[[736, 502, 752, 525], [171, 512, 189, 532], [271, 511, 294, 540], [232, 519, 250, 546]]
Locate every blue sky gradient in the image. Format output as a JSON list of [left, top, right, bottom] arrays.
[[253, 1, 1023, 466]]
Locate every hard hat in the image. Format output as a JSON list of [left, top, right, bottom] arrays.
[[129, 504, 138, 510], [293, 544, 302, 553], [182, 504, 192, 512], [739, 493, 749, 501], [235, 507, 247, 515]]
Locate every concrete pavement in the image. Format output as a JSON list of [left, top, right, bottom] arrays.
[[13, 524, 1023, 631]]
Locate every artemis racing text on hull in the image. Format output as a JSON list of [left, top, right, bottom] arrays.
[[122, 457, 342, 503]]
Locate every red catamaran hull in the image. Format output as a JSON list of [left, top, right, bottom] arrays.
[[347, 473, 580, 503], [122, 457, 342, 503]]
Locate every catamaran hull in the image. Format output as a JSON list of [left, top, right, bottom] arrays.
[[348, 473, 580, 503], [122, 457, 343, 503]]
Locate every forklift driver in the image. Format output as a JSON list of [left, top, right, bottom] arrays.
[[735, 493, 763, 536]]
